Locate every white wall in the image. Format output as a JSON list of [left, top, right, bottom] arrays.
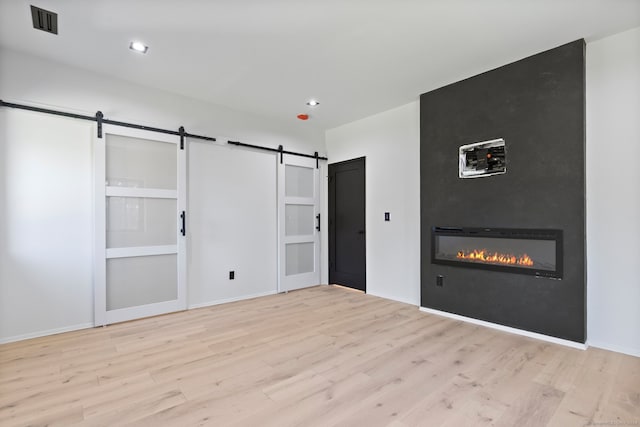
[[187, 142, 277, 307], [0, 109, 95, 340], [325, 102, 421, 305], [586, 27, 640, 357], [0, 48, 325, 343], [0, 109, 93, 340]]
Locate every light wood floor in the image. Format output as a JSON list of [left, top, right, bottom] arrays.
[[1, 286, 638, 427]]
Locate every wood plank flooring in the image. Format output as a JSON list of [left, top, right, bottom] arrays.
[[1, 285, 638, 426]]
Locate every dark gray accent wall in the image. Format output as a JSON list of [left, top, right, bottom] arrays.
[[420, 40, 586, 343]]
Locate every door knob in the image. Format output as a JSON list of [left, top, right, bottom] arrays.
[[358, 230, 365, 235]]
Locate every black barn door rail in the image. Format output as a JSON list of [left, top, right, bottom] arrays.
[[1, 99, 95, 121], [1, 99, 214, 146], [1, 100, 326, 162], [228, 140, 327, 167]]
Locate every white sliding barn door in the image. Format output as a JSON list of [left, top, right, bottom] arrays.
[[94, 125, 186, 325], [278, 154, 321, 292]]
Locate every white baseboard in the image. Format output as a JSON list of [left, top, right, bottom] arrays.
[[366, 290, 419, 307], [1, 291, 280, 345], [419, 307, 587, 350], [0, 322, 94, 345], [587, 340, 640, 358], [188, 290, 278, 310]]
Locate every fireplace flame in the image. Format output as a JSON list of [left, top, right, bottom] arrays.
[[456, 249, 534, 267]]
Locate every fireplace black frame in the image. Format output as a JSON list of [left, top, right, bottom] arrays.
[[431, 227, 563, 279]]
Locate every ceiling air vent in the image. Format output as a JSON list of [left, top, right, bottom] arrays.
[[30, 5, 58, 35]]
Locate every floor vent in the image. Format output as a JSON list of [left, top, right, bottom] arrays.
[[30, 5, 58, 35]]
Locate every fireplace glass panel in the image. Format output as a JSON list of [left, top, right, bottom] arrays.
[[431, 227, 562, 278], [435, 236, 556, 272]]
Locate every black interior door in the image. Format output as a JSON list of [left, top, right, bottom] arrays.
[[329, 157, 366, 291]]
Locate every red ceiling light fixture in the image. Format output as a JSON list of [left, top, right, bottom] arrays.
[[297, 114, 309, 120]]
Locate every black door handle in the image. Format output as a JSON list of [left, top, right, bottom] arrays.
[[316, 214, 321, 231], [358, 230, 365, 235], [180, 211, 186, 236]]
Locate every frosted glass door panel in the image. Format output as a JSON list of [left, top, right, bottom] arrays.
[[106, 197, 177, 248], [106, 254, 177, 310], [285, 204, 314, 236], [106, 134, 177, 189], [278, 154, 319, 292], [285, 165, 314, 198], [96, 126, 186, 326], [285, 242, 314, 276]]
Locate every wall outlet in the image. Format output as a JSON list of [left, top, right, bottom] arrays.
[[384, 212, 390, 221], [229, 271, 235, 280], [436, 275, 444, 287]]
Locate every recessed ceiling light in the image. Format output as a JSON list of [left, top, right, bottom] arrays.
[[306, 99, 320, 107], [129, 41, 149, 54]]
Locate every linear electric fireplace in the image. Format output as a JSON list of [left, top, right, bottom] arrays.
[[431, 227, 563, 279]]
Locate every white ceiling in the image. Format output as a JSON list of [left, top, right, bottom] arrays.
[[1, 0, 639, 130]]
